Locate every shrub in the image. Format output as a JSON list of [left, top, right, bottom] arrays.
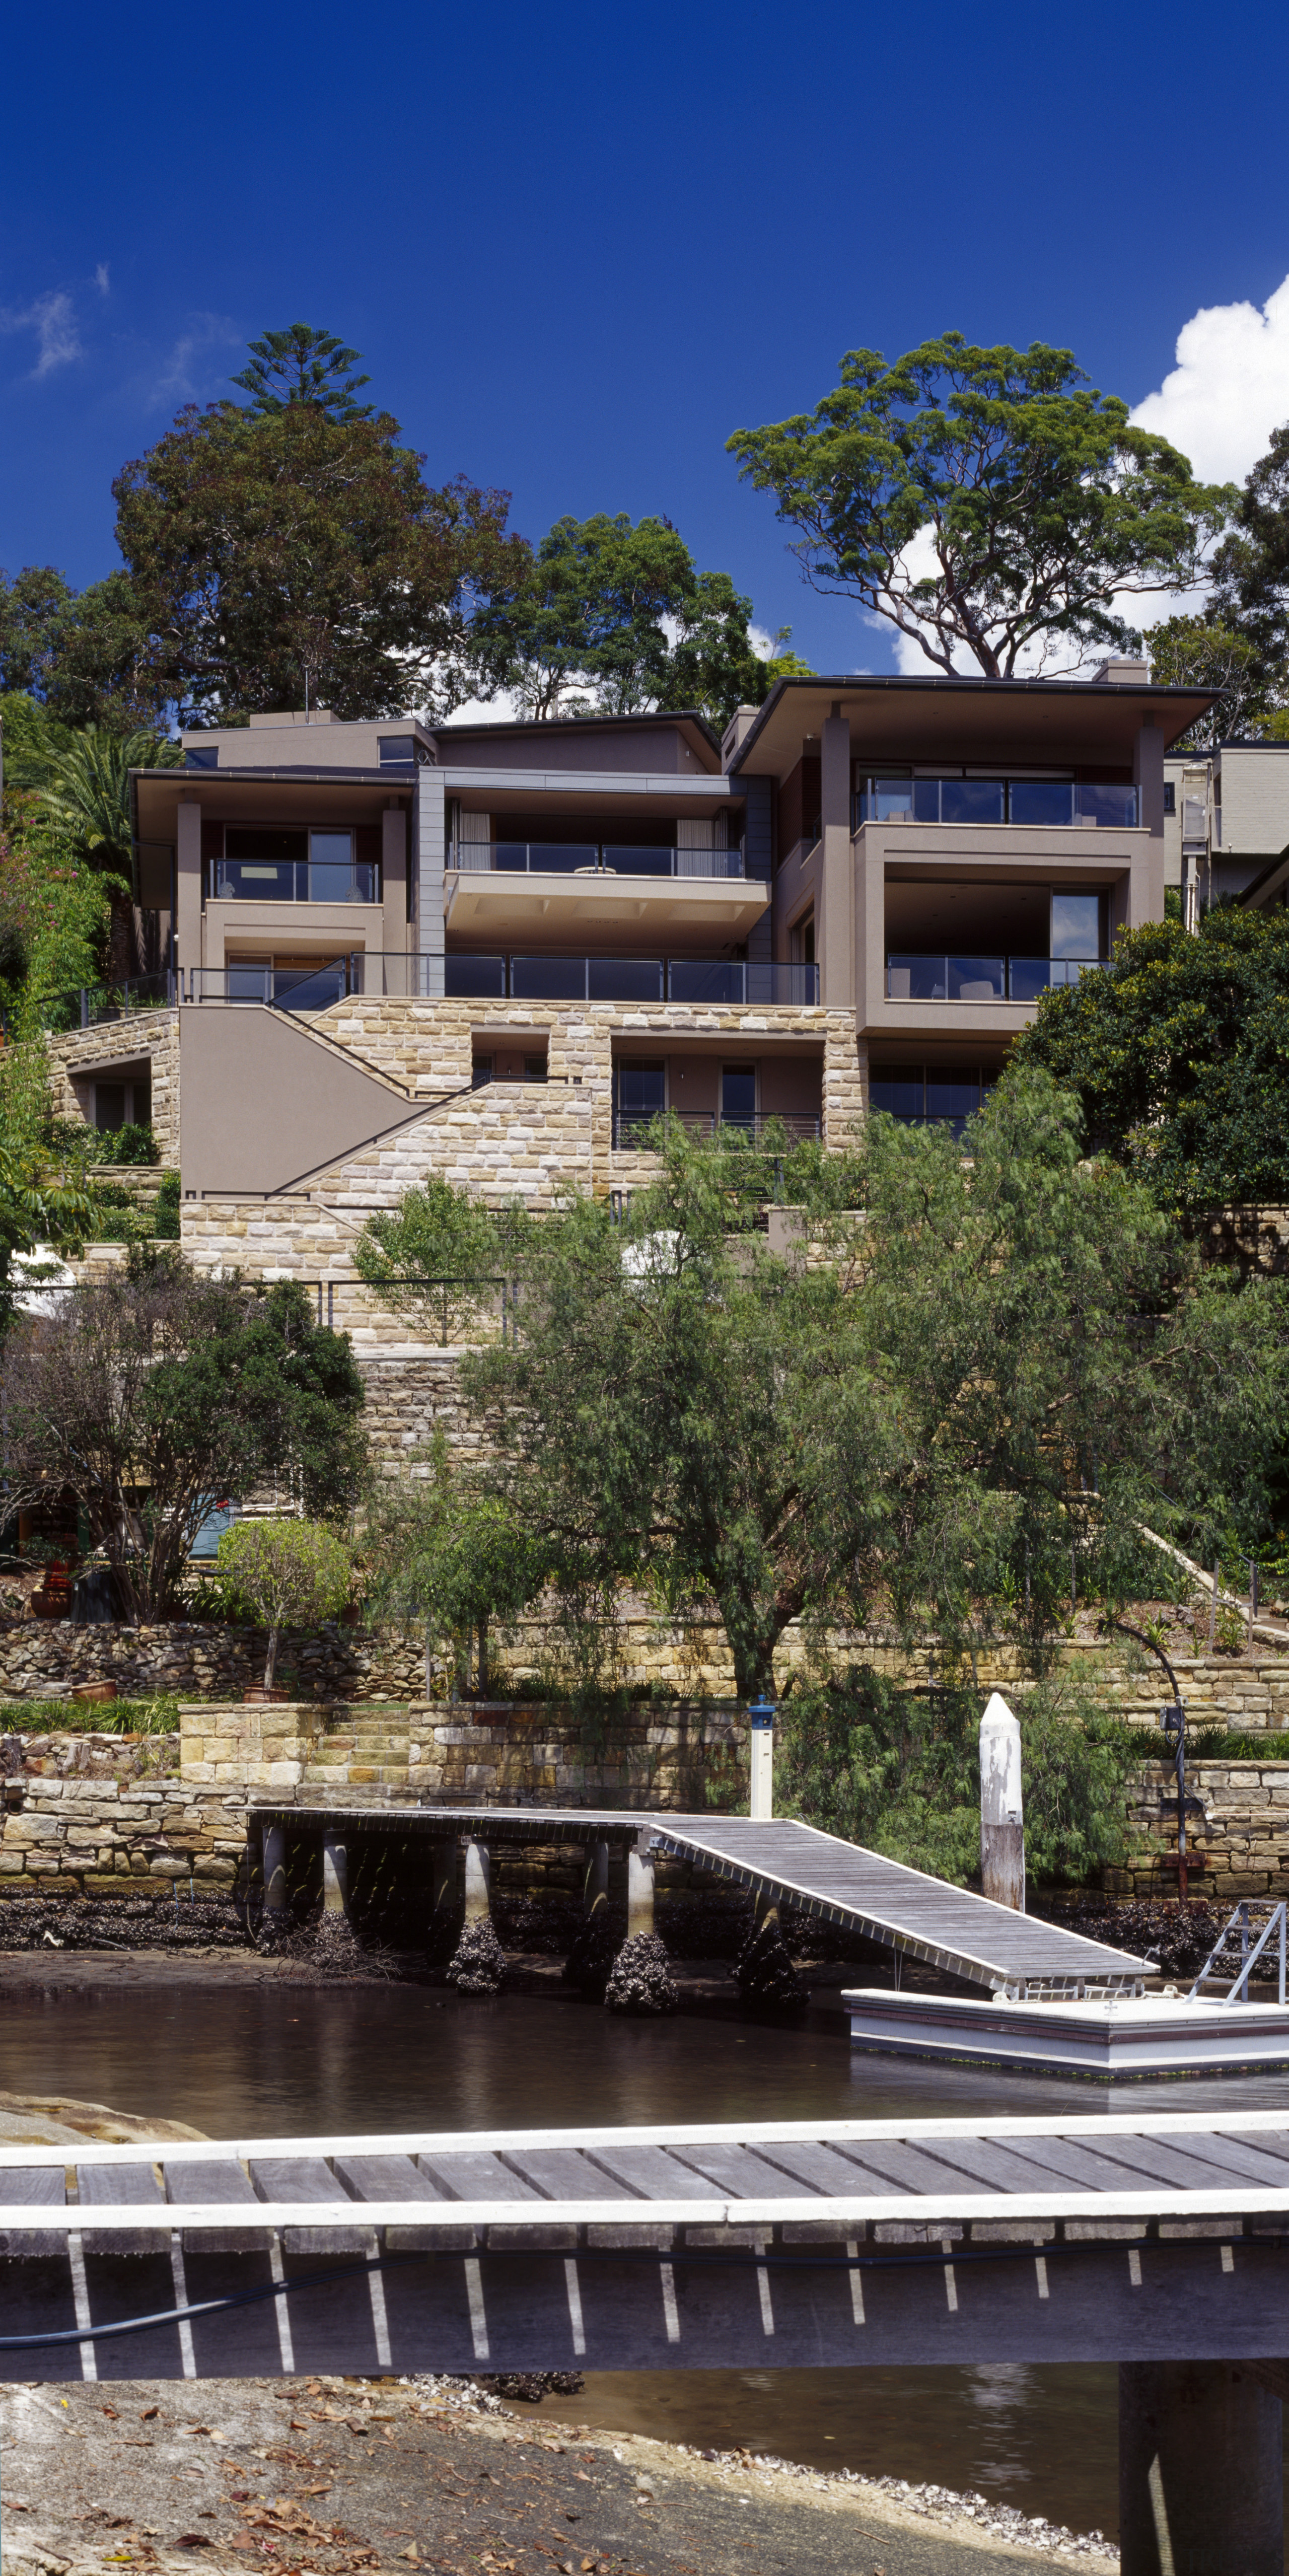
[[775, 1664, 1138, 1889], [216, 1518, 352, 1689]]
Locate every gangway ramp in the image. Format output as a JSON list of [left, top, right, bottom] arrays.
[[254, 1803, 1148, 1997]]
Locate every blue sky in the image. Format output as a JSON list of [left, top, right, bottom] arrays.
[[5, 0, 1289, 685]]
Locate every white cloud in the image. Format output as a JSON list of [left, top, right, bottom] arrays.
[[439, 687, 522, 726], [1129, 275, 1289, 485], [94, 263, 110, 297], [0, 289, 81, 379], [146, 313, 240, 406]]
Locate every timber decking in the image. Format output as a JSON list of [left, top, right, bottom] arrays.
[[7, 2113, 1289, 2378], [255, 1803, 1149, 1996]]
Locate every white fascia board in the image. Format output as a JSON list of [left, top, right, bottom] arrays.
[[440, 770, 741, 800]]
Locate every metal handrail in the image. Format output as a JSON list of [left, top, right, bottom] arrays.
[[612, 1110, 822, 1149]]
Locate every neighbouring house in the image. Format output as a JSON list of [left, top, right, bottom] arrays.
[[1163, 736, 1289, 923]]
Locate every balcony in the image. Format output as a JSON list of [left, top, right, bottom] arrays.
[[204, 856, 379, 903], [446, 957, 820, 1006], [885, 955, 1108, 1002], [856, 779, 1139, 830], [612, 1108, 821, 1149], [24, 971, 177, 1036], [450, 841, 746, 879]]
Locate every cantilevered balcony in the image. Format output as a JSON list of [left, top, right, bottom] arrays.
[[446, 839, 768, 945], [449, 840, 747, 877]]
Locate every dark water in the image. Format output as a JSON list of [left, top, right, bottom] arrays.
[[6, 1977, 1289, 2540]]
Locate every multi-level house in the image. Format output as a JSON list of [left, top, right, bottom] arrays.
[[42, 663, 1210, 1295], [1162, 736, 1289, 921]]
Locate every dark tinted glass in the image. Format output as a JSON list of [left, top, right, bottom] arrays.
[[940, 779, 1005, 823], [511, 956, 587, 999], [587, 959, 664, 1001], [722, 1067, 757, 1123], [869, 1074, 924, 1121], [668, 961, 743, 1004], [226, 829, 307, 862], [925, 1073, 981, 1123], [604, 845, 673, 875], [1009, 781, 1074, 826], [617, 1064, 666, 1122], [379, 737, 416, 765], [445, 955, 506, 997], [184, 745, 219, 769]]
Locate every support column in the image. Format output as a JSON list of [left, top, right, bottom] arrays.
[[413, 768, 446, 997], [322, 1831, 347, 1916], [175, 797, 202, 984], [1119, 2360, 1282, 2576], [626, 1841, 655, 1938], [261, 1821, 287, 1916], [447, 1839, 503, 1992], [749, 1697, 774, 1820], [462, 1839, 490, 1922]]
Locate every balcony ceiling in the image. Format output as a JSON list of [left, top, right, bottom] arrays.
[[136, 774, 409, 835], [444, 872, 770, 940], [730, 674, 1217, 777]]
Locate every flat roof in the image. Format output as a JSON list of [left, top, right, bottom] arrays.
[[729, 672, 1219, 775]]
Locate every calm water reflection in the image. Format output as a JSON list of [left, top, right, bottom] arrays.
[[5, 1977, 1288, 2540]]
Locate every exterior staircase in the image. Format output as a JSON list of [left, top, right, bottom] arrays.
[[301, 1704, 413, 1798]]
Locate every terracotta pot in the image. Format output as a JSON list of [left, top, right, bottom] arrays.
[[70, 1681, 118, 1704], [243, 1686, 290, 1704]]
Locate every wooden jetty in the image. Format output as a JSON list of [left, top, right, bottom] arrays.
[[254, 1804, 1150, 1998], [3, 2109, 1289, 2567]]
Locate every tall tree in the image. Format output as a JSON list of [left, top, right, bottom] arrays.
[[231, 323, 375, 423], [0, 569, 155, 732], [1208, 419, 1289, 669], [474, 513, 773, 730], [113, 339, 529, 722], [728, 333, 1232, 677]]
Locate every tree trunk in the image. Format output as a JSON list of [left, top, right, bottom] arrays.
[[264, 1623, 279, 1691]]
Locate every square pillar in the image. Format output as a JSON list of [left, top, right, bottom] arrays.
[[381, 805, 409, 979], [414, 768, 446, 997], [322, 1830, 347, 1915], [626, 1837, 655, 1938], [463, 1838, 490, 1921], [1132, 720, 1167, 926], [175, 798, 202, 983], [1119, 2360, 1282, 2575], [818, 711, 854, 1013]]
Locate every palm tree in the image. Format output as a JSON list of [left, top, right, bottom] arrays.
[[9, 726, 181, 977]]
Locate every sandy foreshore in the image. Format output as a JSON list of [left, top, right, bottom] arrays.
[[2, 2369, 1117, 2576]]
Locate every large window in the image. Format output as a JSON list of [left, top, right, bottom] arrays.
[[869, 1062, 997, 1136], [854, 774, 1139, 830], [208, 828, 379, 904]]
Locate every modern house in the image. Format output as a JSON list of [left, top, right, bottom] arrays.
[[43, 664, 1212, 1279], [1162, 737, 1289, 920]]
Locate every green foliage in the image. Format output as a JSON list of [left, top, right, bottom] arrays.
[[354, 1178, 526, 1343], [775, 1665, 1137, 1889], [0, 812, 110, 1007], [473, 512, 772, 732], [728, 332, 1231, 677], [113, 395, 528, 725], [1143, 614, 1275, 747], [0, 1695, 179, 1738], [429, 1074, 1288, 1698], [1209, 418, 1289, 672], [0, 573, 159, 732], [100, 1121, 160, 1167], [0, 1139, 96, 1338], [368, 1445, 541, 1695], [6, 725, 180, 895], [217, 1517, 353, 1689], [230, 324, 375, 424], [0, 1258, 367, 1617], [1012, 904, 1289, 1206]]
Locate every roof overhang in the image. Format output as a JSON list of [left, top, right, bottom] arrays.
[[134, 769, 415, 843], [729, 674, 1219, 776]]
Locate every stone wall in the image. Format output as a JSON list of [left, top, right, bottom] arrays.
[[179, 1696, 748, 1809], [0, 1618, 424, 1704], [45, 1008, 180, 1164], [0, 1773, 246, 1897], [1118, 1759, 1289, 1900]]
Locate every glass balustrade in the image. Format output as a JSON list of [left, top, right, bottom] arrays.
[[204, 858, 380, 902], [440, 957, 820, 1004], [449, 842, 747, 878], [885, 954, 1108, 1000], [855, 779, 1139, 829]]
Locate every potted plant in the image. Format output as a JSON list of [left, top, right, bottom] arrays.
[[215, 1519, 352, 1702]]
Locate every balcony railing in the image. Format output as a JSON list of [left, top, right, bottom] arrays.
[[204, 858, 380, 903], [25, 971, 178, 1035], [613, 1109, 821, 1149], [446, 956, 819, 1005], [449, 841, 748, 879], [885, 954, 1109, 1001], [856, 779, 1139, 830], [173, 953, 820, 1010]]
